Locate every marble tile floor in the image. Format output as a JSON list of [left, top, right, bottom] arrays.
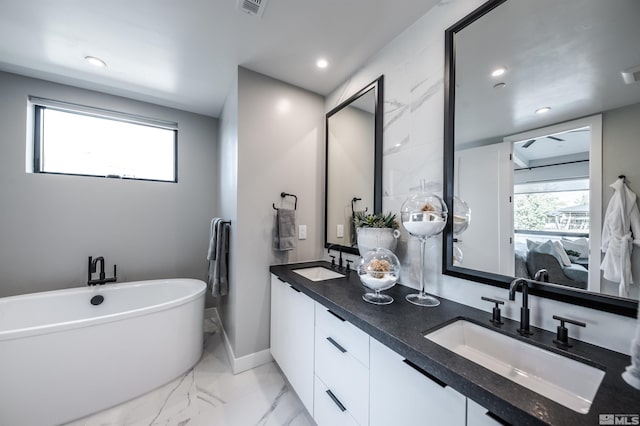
[[66, 315, 315, 426]]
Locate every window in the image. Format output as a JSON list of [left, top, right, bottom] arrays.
[[31, 97, 178, 182], [514, 179, 590, 234]]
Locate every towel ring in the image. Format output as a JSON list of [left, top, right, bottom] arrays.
[[273, 192, 297, 210]]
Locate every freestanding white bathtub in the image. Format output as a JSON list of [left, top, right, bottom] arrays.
[[0, 278, 206, 426]]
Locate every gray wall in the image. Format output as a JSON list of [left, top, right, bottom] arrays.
[[218, 67, 325, 359], [602, 101, 640, 299], [0, 71, 218, 297], [217, 72, 239, 352]]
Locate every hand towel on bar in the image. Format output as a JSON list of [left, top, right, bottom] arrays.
[[274, 208, 296, 251], [208, 218, 230, 296]]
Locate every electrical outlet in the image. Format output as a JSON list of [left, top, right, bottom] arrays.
[[337, 224, 344, 238], [298, 224, 307, 240]]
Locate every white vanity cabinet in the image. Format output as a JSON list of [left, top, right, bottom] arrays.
[[370, 337, 467, 426], [269, 274, 315, 413], [314, 302, 370, 426], [270, 271, 509, 426], [467, 399, 507, 426]]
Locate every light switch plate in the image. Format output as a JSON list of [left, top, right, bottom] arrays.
[[337, 224, 344, 238], [298, 224, 307, 240]]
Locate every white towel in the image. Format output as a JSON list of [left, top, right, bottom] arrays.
[[207, 218, 229, 296], [622, 306, 640, 390], [600, 178, 640, 297]]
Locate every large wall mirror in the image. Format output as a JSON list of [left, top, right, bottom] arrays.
[[325, 76, 383, 254], [443, 0, 640, 316]]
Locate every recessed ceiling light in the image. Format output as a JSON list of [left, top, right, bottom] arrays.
[[535, 106, 552, 114], [85, 56, 106, 68], [316, 58, 328, 69], [491, 67, 506, 77]]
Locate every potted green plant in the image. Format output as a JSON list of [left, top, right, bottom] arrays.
[[353, 211, 400, 255]]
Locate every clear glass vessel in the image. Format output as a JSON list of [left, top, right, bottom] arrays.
[[400, 185, 448, 307], [358, 248, 400, 305]]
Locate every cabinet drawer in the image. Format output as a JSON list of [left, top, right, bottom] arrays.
[[314, 375, 361, 426], [314, 302, 369, 367], [315, 326, 369, 426], [370, 337, 466, 426]]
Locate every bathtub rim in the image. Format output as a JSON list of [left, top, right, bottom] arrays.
[[0, 278, 206, 342]]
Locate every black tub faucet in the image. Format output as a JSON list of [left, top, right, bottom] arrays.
[[88, 256, 117, 286], [509, 278, 533, 336]]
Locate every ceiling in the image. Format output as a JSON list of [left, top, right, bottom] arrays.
[[0, 0, 440, 118], [454, 0, 640, 145]]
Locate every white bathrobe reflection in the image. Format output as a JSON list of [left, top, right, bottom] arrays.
[[600, 177, 640, 298]]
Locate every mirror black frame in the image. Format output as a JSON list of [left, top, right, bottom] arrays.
[[324, 76, 384, 255], [442, 0, 638, 317]]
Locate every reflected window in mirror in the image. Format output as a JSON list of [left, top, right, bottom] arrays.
[[325, 76, 383, 255], [443, 0, 640, 316]]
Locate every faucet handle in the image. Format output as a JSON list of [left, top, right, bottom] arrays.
[[481, 296, 504, 325], [345, 259, 353, 272], [553, 315, 586, 348], [329, 255, 336, 266]]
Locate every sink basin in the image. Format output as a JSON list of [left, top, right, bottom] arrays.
[[292, 266, 345, 281], [425, 319, 604, 414]]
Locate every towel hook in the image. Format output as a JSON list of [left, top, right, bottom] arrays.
[[273, 192, 297, 210], [619, 174, 626, 180]]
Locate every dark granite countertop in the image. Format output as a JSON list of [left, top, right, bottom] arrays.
[[270, 261, 640, 426]]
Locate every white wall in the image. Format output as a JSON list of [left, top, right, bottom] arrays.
[[326, 0, 637, 355], [218, 67, 325, 361], [0, 71, 218, 297]]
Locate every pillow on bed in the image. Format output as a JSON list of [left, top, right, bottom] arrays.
[[561, 238, 589, 259], [530, 240, 566, 267], [553, 240, 573, 267]]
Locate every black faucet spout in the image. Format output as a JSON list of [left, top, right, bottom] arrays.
[[327, 245, 344, 270], [92, 256, 106, 280], [509, 278, 533, 335], [87, 256, 117, 286]]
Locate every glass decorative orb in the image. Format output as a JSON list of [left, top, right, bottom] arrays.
[[358, 248, 400, 305], [453, 196, 471, 236], [400, 193, 448, 238]]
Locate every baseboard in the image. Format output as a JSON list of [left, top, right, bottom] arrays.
[[211, 308, 273, 375]]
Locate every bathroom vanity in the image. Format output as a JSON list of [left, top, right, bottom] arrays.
[[270, 261, 639, 426]]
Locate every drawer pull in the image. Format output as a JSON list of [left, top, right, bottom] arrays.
[[402, 359, 447, 388], [288, 284, 301, 293], [486, 411, 511, 425], [325, 389, 346, 412], [327, 309, 346, 322], [326, 336, 347, 353]]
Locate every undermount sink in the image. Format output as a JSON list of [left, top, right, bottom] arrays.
[[425, 319, 605, 414], [292, 266, 345, 281]]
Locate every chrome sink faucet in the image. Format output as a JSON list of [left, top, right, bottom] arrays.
[[509, 278, 533, 336]]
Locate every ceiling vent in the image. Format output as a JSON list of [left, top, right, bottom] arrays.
[[621, 65, 640, 85], [237, 0, 269, 18]]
